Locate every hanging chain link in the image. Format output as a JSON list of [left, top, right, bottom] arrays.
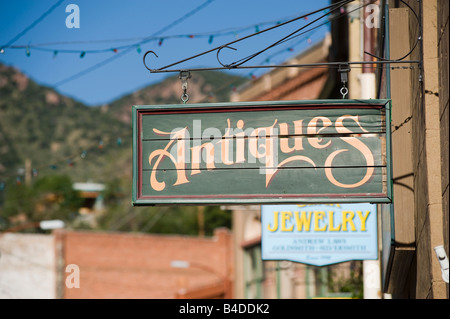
[[179, 71, 191, 104], [392, 115, 412, 133], [338, 64, 350, 99]]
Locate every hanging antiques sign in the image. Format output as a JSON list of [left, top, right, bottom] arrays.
[[261, 203, 378, 266], [132, 99, 392, 205]]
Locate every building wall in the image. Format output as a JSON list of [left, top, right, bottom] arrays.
[[229, 34, 363, 299], [412, 0, 448, 299], [255, 67, 329, 101], [384, 7, 416, 298], [56, 228, 233, 299], [437, 0, 449, 299], [0, 233, 56, 299], [385, 0, 449, 299], [231, 35, 331, 102], [231, 206, 260, 299]]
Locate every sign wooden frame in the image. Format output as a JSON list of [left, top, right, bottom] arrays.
[[132, 99, 392, 205]]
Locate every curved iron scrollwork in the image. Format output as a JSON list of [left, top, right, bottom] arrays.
[[143, 50, 159, 72], [142, 0, 421, 75]]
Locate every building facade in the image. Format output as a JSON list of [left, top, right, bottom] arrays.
[[0, 228, 233, 299], [379, 0, 449, 299], [229, 0, 449, 299], [228, 34, 362, 299], [0, 233, 56, 298]]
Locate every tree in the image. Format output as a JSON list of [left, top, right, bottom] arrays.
[[0, 174, 81, 231]]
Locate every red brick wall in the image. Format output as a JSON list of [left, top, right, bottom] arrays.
[[57, 228, 233, 299], [254, 67, 329, 101]]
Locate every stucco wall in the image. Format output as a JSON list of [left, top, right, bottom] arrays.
[[437, 0, 449, 299], [406, 0, 448, 299], [0, 233, 56, 299]]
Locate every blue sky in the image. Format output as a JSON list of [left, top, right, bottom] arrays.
[[0, 0, 330, 106]]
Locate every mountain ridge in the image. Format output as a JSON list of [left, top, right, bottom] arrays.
[[0, 62, 245, 234], [102, 70, 246, 125], [0, 62, 246, 183]]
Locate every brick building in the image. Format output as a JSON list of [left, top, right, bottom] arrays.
[[0, 228, 233, 299], [55, 228, 233, 299]]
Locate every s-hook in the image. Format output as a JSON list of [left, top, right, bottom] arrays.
[[179, 70, 191, 104], [338, 64, 350, 99]]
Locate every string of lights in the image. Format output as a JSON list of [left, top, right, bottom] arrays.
[[0, 140, 121, 188], [2, 1, 336, 86], [1, 11, 315, 53], [51, 0, 217, 87], [1, 1, 344, 87]]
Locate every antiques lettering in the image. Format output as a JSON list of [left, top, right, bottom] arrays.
[[148, 114, 374, 191]]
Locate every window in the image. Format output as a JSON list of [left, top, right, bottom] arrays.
[[243, 244, 264, 298]]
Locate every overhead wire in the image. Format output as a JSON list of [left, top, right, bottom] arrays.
[[3, 0, 388, 86], [256, 0, 371, 53], [143, 0, 420, 74], [1, 0, 65, 49], [4, 12, 312, 51], [53, 0, 217, 87], [219, 0, 350, 68], [144, 0, 352, 72], [180, 0, 363, 100], [195, 30, 327, 103], [2, 0, 421, 87], [173, 0, 420, 124], [244, 0, 384, 70], [139, 208, 169, 232]]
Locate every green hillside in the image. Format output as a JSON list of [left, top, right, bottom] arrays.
[[0, 63, 247, 235], [0, 63, 130, 182]]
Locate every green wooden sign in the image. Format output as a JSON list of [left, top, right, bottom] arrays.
[[132, 99, 392, 205]]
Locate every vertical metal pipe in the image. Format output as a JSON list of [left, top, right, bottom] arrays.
[[361, 0, 382, 300], [363, 0, 376, 73]]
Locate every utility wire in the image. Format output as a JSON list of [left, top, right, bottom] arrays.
[[224, 0, 352, 68], [140, 208, 168, 232], [144, 0, 352, 72], [1, 0, 65, 49], [144, 0, 420, 74], [53, 0, 216, 87], [232, 0, 381, 67], [4, 11, 311, 50]]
